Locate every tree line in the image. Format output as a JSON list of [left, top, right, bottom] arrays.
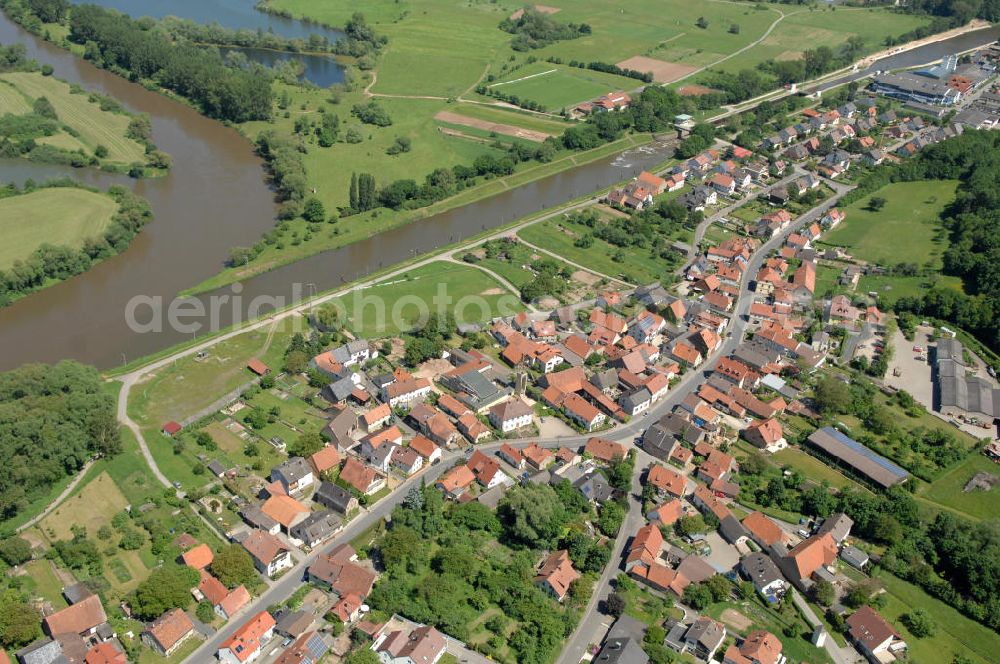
[[0, 180, 153, 307], [499, 8, 591, 51], [20, 3, 276, 123], [0, 360, 120, 523]]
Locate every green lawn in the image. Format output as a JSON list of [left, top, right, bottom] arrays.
[[771, 447, 864, 492], [22, 560, 68, 609], [1, 71, 149, 165], [918, 452, 999, 521], [128, 324, 295, 430], [325, 260, 524, 338], [815, 263, 964, 307], [470, 239, 585, 290], [518, 210, 687, 285], [820, 180, 957, 268], [0, 188, 118, 269], [872, 570, 1000, 664], [484, 62, 641, 110]]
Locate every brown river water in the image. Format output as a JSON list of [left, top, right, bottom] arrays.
[[1, 8, 997, 371]]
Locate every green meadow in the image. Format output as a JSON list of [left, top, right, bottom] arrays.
[[0, 188, 118, 269]]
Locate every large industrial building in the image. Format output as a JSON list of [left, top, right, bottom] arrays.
[[935, 338, 1000, 419]]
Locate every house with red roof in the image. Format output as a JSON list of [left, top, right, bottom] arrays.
[[533, 550, 580, 602], [142, 608, 196, 657], [563, 394, 606, 432], [218, 611, 275, 664], [584, 437, 625, 463], [671, 340, 703, 368], [723, 629, 785, 664], [845, 606, 907, 664], [742, 511, 787, 550], [436, 464, 476, 499], [778, 533, 838, 589], [743, 418, 786, 451], [339, 458, 387, 496], [522, 443, 555, 471], [647, 499, 684, 527], [646, 464, 687, 498]]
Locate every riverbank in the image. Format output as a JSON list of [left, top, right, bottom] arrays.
[[0, 181, 152, 307], [0, 59, 169, 176], [182, 131, 653, 295]]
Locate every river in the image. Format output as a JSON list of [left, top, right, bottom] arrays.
[[0, 11, 997, 371]]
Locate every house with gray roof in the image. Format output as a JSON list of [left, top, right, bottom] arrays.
[[574, 472, 615, 504], [16, 638, 66, 664], [313, 481, 358, 515], [271, 457, 314, 495], [290, 511, 342, 548]]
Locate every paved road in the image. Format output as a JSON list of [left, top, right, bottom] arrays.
[[554, 177, 856, 664]]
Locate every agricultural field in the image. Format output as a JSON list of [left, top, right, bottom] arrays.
[[872, 570, 1000, 664], [0, 72, 148, 166], [0, 188, 118, 269], [325, 261, 524, 338], [442, 101, 572, 135], [819, 180, 957, 268], [917, 452, 999, 521]]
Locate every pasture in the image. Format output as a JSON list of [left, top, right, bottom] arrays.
[[820, 180, 957, 268], [0, 188, 117, 269], [1, 72, 147, 165], [918, 452, 1000, 521]]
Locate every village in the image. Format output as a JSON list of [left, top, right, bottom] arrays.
[[3, 42, 1000, 664]]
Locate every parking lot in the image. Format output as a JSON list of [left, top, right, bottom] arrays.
[[885, 327, 934, 408]]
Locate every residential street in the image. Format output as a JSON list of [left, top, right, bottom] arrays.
[[178, 168, 858, 663]]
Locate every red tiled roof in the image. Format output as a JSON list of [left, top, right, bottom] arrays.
[[339, 458, 379, 494], [533, 550, 580, 599], [584, 437, 624, 462], [144, 608, 194, 654], [309, 446, 341, 474], [261, 495, 310, 528], [785, 533, 837, 580], [43, 594, 106, 636], [219, 585, 250, 617], [742, 511, 785, 547], [220, 611, 276, 663], [85, 642, 127, 664], [199, 570, 228, 605], [647, 464, 686, 497]]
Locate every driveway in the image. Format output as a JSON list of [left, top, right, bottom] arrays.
[[703, 532, 741, 573]]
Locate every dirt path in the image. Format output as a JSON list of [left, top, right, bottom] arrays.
[[15, 459, 95, 533], [515, 236, 635, 288], [435, 110, 552, 142]]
